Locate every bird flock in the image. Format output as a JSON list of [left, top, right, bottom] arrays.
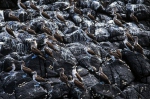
[[0, 0, 149, 98]]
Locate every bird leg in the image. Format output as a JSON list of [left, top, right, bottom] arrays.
[[34, 82, 40, 91], [74, 88, 82, 99], [32, 54, 38, 59]]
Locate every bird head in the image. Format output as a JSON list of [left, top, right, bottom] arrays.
[[31, 71, 37, 75]]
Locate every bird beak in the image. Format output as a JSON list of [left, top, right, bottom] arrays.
[[63, 6, 70, 10]]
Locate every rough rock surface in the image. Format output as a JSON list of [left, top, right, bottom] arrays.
[[0, 0, 150, 99]]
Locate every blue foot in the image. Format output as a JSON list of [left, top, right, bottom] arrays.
[[45, 54, 49, 58], [100, 81, 104, 85], [32, 54, 37, 59], [22, 74, 27, 78]]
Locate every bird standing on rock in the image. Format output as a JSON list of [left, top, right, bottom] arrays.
[[123, 33, 133, 51], [54, 29, 64, 43], [40, 7, 53, 22], [98, 67, 111, 84], [133, 36, 143, 54], [41, 21, 52, 35], [29, 0, 39, 11], [112, 7, 125, 23], [58, 68, 70, 87], [113, 14, 124, 27], [24, 22, 37, 35], [32, 71, 48, 82], [46, 41, 58, 52], [72, 66, 83, 82], [18, 0, 27, 11], [8, 11, 20, 22], [4, 23, 16, 38]]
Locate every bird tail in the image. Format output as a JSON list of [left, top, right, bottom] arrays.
[[66, 82, 70, 88]]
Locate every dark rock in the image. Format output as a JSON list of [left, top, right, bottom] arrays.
[[122, 50, 150, 79], [91, 83, 126, 99], [103, 59, 135, 89], [15, 80, 47, 99], [123, 83, 150, 99]]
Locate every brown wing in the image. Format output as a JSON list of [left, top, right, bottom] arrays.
[[131, 15, 139, 23], [100, 73, 111, 84], [35, 75, 46, 82], [31, 47, 43, 56], [42, 27, 52, 35], [126, 42, 133, 51], [57, 14, 65, 22], [42, 12, 50, 19], [126, 33, 134, 42], [48, 36, 58, 42], [74, 79, 85, 90], [74, 7, 82, 15], [60, 73, 68, 83], [9, 15, 20, 22], [27, 29, 36, 35], [23, 66, 33, 75], [44, 48, 53, 57], [6, 27, 16, 38], [116, 49, 122, 59], [110, 52, 120, 59], [75, 73, 82, 82], [88, 14, 95, 20], [20, 3, 27, 10], [30, 4, 39, 11], [87, 49, 96, 55], [54, 33, 63, 42], [38, 55, 46, 60], [114, 19, 124, 27], [46, 42, 57, 51], [134, 44, 143, 54], [116, 13, 122, 20]]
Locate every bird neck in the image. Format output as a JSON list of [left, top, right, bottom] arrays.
[[113, 14, 117, 20], [134, 38, 138, 45], [11, 64, 16, 72], [33, 73, 37, 80]]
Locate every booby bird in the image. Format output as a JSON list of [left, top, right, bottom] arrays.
[[32, 71, 48, 82], [17, 0, 27, 11], [46, 41, 58, 52], [123, 34, 133, 51], [47, 35, 58, 42], [109, 49, 122, 59], [4, 23, 16, 38], [54, 29, 64, 43], [31, 47, 43, 56], [8, 11, 20, 22], [73, 79, 85, 90], [25, 22, 37, 35], [112, 7, 125, 23], [56, 9, 66, 23], [84, 47, 96, 56], [113, 14, 124, 27], [44, 47, 53, 57], [98, 67, 111, 84], [40, 7, 53, 22], [133, 36, 143, 54], [58, 68, 70, 87], [125, 28, 134, 42], [130, 11, 139, 24], [29, 0, 39, 11], [21, 60, 33, 76], [87, 12, 97, 23], [72, 66, 83, 82], [84, 28, 96, 40], [41, 21, 52, 35]]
